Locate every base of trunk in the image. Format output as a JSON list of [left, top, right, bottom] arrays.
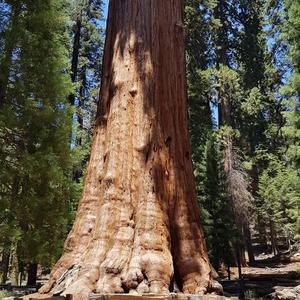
[[36, 261, 222, 299]]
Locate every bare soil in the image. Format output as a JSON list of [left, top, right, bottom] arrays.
[[220, 253, 300, 298]]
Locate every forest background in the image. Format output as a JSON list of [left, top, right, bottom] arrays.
[[0, 0, 299, 286]]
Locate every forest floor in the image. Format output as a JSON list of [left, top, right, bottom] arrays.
[[220, 252, 300, 298], [1, 254, 300, 299]]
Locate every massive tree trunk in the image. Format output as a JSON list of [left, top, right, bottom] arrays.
[[36, 1, 221, 299]]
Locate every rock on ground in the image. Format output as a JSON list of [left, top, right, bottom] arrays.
[[271, 285, 300, 300]]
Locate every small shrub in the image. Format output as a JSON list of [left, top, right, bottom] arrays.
[[0, 289, 13, 299], [244, 290, 257, 300]]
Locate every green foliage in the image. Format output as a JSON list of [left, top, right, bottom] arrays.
[[0, 290, 13, 298], [283, 0, 300, 168], [70, 0, 104, 134], [241, 88, 264, 117], [186, 0, 299, 267], [200, 134, 237, 267], [185, 1, 239, 268], [0, 0, 104, 278], [0, 0, 78, 269], [69, 0, 104, 184], [258, 158, 300, 236]]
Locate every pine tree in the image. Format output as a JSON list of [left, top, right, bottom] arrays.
[[185, 0, 241, 271], [210, 0, 254, 269], [68, 0, 104, 185], [281, 0, 300, 235], [284, 0, 300, 169], [0, 0, 22, 107], [0, 0, 77, 284]]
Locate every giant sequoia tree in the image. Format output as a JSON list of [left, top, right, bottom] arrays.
[[35, 1, 221, 299]]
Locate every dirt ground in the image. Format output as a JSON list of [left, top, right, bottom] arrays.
[[219, 253, 300, 298]]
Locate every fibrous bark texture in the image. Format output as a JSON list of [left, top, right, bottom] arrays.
[[38, 1, 221, 299]]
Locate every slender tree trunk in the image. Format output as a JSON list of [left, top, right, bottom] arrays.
[[232, 244, 247, 268], [10, 243, 19, 286], [37, 1, 221, 299], [0, 250, 10, 284], [214, 0, 254, 269], [69, 10, 85, 182], [257, 218, 268, 251], [227, 265, 231, 280], [243, 224, 255, 265], [27, 263, 38, 286], [218, 87, 248, 268], [251, 159, 268, 253], [235, 245, 245, 298], [235, 246, 242, 281], [69, 11, 82, 107], [77, 65, 87, 146], [0, 1, 21, 107], [269, 220, 278, 255]]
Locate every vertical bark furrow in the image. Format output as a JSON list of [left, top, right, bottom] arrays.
[[39, 126, 106, 295]]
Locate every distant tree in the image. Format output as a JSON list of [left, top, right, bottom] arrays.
[[0, 0, 21, 107], [68, 0, 104, 185]]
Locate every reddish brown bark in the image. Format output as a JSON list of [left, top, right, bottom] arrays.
[[36, 1, 221, 299]]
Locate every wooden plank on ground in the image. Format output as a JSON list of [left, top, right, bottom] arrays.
[[29, 297, 65, 300], [28, 295, 72, 300], [89, 294, 227, 300], [27, 293, 233, 300]]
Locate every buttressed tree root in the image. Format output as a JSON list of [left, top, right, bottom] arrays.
[[32, 1, 223, 299]]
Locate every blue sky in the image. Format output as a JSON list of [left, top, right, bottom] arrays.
[[103, 0, 109, 21]]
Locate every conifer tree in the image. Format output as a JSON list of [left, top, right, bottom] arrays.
[[69, 0, 104, 183], [0, 0, 76, 284], [185, 0, 239, 271], [281, 0, 300, 235], [285, 0, 300, 169]]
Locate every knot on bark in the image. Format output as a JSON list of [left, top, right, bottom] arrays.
[[129, 88, 138, 97], [121, 268, 144, 290]]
